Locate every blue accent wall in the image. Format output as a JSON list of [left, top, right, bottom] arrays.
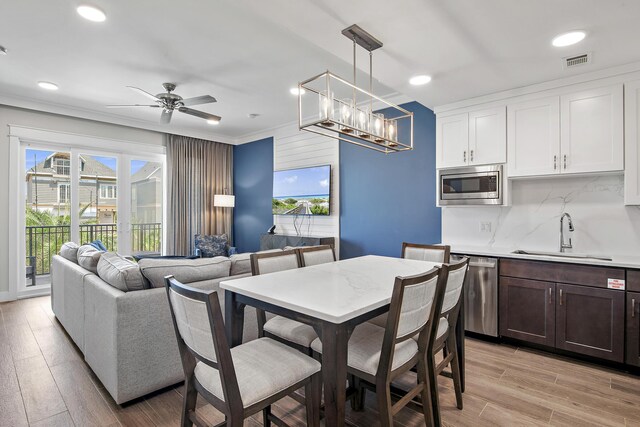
[[339, 101, 440, 259], [233, 137, 273, 253]]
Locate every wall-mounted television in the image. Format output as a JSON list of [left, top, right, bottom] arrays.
[[273, 165, 331, 216]]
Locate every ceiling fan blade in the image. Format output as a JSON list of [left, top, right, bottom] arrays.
[[160, 109, 173, 124], [127, 86, 160, 101], [178, 107, 221, 122], [106, 104, 159, 108], [181, 95, 217, 106]]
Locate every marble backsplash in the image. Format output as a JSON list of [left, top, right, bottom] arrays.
[[441, 174, 640, 257]]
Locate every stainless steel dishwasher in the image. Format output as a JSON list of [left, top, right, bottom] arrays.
[[453, 255, 499, 337]]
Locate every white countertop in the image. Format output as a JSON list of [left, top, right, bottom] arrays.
[[220, 255, 440, 324], [450, 244, 640, 269]]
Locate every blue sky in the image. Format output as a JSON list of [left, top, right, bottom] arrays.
[[26, 149, 147, 174], [273, 165, 330, 197]]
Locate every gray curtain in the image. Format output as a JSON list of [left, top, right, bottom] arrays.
[[166, 134, 233, 256]]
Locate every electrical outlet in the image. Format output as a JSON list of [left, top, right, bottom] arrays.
[[480, 221, 492, 233]]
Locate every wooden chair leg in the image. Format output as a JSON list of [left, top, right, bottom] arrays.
[[376, 381, 394, 427], [181, 375, 198, 427], [305, 373, 321, 427], [426, 352, 442, 427], [350, 375, 366, 411], [417, 357, 435, 427], [262, 405, 271, 427], [448, 336, 464, 410]]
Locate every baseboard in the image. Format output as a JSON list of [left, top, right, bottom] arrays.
[[0, 291, 16, 302], [17, 286, 51, 300]]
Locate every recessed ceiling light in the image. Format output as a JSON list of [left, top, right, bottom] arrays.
[[290, 87, 306, 96], [0, 46, 7, 56], [409, 75, 432, 86], [207, 119, 220, 125], [38, 81, 59, 91], [77, 5, 106, 22], [552, 31, 586, 47]]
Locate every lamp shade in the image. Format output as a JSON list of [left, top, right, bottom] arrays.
[[214, 194, 235, 208]]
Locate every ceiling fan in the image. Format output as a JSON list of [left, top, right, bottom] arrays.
[[107, 83, 221, 124]]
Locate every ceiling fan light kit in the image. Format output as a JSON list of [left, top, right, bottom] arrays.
[[107, 82, 221, 125], [297, 24, 413, 154]]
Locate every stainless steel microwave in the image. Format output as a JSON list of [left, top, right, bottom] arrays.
[[438, 165, 502, 206]]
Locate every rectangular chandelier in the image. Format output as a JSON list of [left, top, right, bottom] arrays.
[[297, 25, 414, 154]]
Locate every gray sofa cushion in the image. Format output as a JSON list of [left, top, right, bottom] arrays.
[[59, 242, 80, 263], [77, 244, 104, 274], [230, 253, 252, 276], [97, 252, 148, 292], [138, 257, 232, 288]]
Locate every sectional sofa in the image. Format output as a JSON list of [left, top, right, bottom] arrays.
[[51, 244, 265, 404]]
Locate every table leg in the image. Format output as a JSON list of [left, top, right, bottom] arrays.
[[225, 291, 245, 348], [320, 322, 349, 427]]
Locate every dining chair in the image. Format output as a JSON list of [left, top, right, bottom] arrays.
[[250, 250, 318, 355], [402, 242, 451, 263], [297, 245, 336, 267], [426, 257, 469, 426], [311, 265, 450, 427], [164, 276, 321, 427]]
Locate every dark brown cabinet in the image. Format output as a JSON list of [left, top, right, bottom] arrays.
[[556, 283, 625, 362], [499, 277, 555, 346], [499, 259, 626, 363], [627, 291, 640, 367]]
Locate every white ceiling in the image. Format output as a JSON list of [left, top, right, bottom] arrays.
[[1, 0, 640, 143]]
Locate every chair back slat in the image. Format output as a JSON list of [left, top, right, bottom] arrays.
[[439, 258, 469, 318], [298, 245, 336, 267], [396, 275, 439, 339], [168, 288, 217, 364], [402, 242, 451, 263], [251, 249, 300, 275]]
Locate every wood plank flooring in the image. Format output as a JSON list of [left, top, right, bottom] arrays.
[[1, 296, 640, 426]]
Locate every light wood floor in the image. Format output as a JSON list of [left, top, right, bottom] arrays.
[[1, 296, 640, 427]]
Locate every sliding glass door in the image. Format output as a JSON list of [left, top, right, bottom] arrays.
[[21, 144, 164, 292]]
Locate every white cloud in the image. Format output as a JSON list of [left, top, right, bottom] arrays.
[[319, 179, 329, 187], [284, 175, 298, 184]]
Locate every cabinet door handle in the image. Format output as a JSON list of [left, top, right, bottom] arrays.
[[548, 287, 552, 304], [470, 150, 474, 162], [563, 154, 567, 170], [633, 298, 636, 318], [553, 155, 557, 170], [463, 150, 467, 163], [559, 289, 563, 305]]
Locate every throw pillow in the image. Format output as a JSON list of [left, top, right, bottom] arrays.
[[97, 252, 148, 292], [89, 240, 108, 251], [195, 234, 228, 257], [59, 242, 80, 263], [77, 244, 104, 274], [138, 257, 231, 288]]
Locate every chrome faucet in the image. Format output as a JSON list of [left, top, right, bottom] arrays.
[[560, 213, 574, 252]]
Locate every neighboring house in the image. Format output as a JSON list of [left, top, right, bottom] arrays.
[[26, 152, 117, 223], [131, 162, 162, 224]]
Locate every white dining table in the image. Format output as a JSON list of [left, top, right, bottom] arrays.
[[220, 255, 441, 427]]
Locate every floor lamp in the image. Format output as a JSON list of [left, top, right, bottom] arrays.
[[214, 193, 235, 247]]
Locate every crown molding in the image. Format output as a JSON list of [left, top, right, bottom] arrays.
[[0, 92, 236, 145]]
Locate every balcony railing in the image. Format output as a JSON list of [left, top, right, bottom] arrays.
[[26, 223, 162, 278]]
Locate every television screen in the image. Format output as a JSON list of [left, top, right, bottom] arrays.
[[273, 165, 331, 216]]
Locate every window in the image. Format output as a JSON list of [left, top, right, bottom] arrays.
[[58, 183, 71, 203], [100, 184, 117, 199], [55, 158, 70, 175]]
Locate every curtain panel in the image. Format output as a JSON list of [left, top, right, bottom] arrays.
[[166, 135, 233, 256]]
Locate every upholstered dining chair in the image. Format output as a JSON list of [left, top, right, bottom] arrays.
[[311, 265, 450, 427], [164, 276, 321, 427], [250, 250, 318, 355], [402, 242, 451, 263], [426, 257, 469, 426], [297, 245, 336, 267]]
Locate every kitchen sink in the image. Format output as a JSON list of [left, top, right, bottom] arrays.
[[511, 250, 612, 261]]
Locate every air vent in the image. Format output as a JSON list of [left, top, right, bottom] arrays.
[[563, 53, 591, 69]]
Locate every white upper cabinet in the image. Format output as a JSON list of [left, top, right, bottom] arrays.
[[436, 107, 506, 169], [436, 113, 468, 168], [560, 84, 623, 174], [507, 97, 560, 177], [468, 107, 506, 165], [625, 80, 640, 205]]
